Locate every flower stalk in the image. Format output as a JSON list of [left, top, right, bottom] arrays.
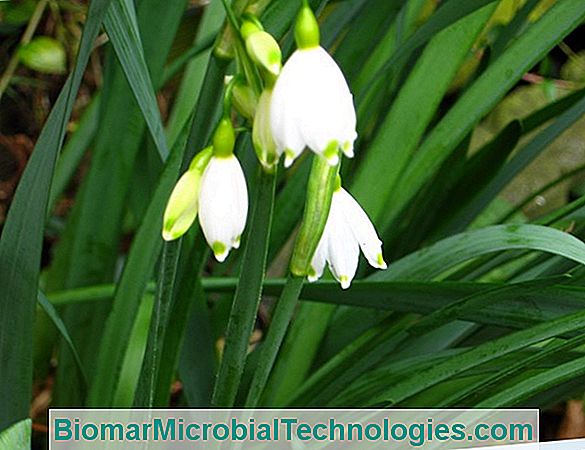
[[211, 167, 277, 406]]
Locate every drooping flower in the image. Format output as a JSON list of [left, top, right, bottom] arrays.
[[198, 118, 248, 262], [270, 3, 357, 168], [162, 118, 248, 263], [308, 182, 386, 289], [198, 154, 248, 262]]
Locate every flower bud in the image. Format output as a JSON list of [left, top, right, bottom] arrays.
[[289, 154, 338, 276], [253, 89, 279, 172], [241, 18, 282, 76], [18, 36, 66, 74], [230, 77, 258, 120], [295, 2, 320, 50], [162, 147, 213, 241]]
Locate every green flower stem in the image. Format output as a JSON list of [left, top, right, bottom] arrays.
[[245, 274, 305, 407], [212, 167, 277, 406], [133, 240, 181, 407]]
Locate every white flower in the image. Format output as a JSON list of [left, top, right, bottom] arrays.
[[198, 155, 248, 262], [270, 46, 357, 168], [308, 187, 386, 289]]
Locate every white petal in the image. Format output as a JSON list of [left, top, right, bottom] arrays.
[[325, 196, 360, 289], [308, 232, 328, 283], [338, 188, 387, 269], [295, 48, 357, 157], [270, 47, 357, 165], [270, 53, 306, 164], [198, 156, 248, 262]]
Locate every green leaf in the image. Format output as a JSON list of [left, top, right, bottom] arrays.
[[383, 0, 585, 231], [37, 291, 88, 393], [373, 305, 585, 406], [88, 115, 190, 406], [371, 224, 585, 281], [212, 169, 277, 406], [48, 0, 188, 406], [0, 419, 31, 450], [104, 0, 170, 160], [0, 0, 113, 431], [48, 94, 100, 212], [351, 2, 496, 219], [438, 90, 585, 236], [476, 353, 585, 407]]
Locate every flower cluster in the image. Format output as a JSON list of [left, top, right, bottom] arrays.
[[162, 1, 386, 288]]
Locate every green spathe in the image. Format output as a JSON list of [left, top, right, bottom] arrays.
[[290, 154, 339, 276], [212, 118, 236, 158], [295, 2, 320, 49]]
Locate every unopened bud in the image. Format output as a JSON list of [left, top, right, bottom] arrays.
[[241, 18, 282, 76], [18, 36, 66, 74], [253, 89, 279, 172], [231, 77, 258, 120], [162, 147, 213, 241]]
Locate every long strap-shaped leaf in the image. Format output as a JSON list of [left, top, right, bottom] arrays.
[[375, 305, 585, 406], [0, 0, 113, 433], [104, 0, 169, 161], [371, 224, 585, 281], [382, 0, 585, 231]]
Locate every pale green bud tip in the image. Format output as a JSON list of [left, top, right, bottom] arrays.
[[295, 3, 320, 49], [212, 241, 228, 262], [240, 20, 262, 40], [213, 118, 236, 158], [323, 140, 340, 166]]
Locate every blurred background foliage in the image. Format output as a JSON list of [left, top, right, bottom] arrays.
[[2, 0, 585, 448]]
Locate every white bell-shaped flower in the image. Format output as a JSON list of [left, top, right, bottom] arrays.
[[198, 154, 248, 262], [269, 4, 357, 168], [308, 186, 386, 289]]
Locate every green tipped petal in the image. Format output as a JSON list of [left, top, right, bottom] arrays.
[[212, 241, 228, 262], [323, 140, 340, 166]]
